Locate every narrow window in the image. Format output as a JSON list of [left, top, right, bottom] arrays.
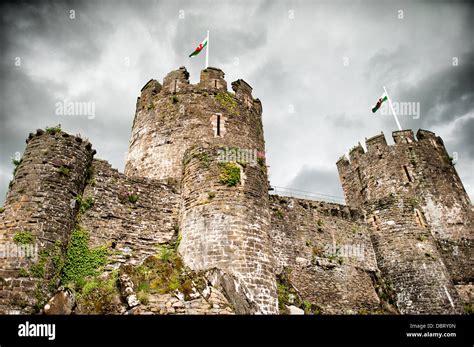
[[214, 80, 217, 88], [403, 165, 412, 182], [356, 167, 362, 183], [173, 79, 177, 93], [217, 114, 221, 136], [372, 215, 380, 231]]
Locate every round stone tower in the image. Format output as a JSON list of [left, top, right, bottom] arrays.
[[337, 129, 472, 314], [125, 66, 265, 183], [0, 129, 95, 313], [125, 67, 277, 313]]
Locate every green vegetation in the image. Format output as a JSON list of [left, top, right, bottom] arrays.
[[147, 103, 155, 110], [0, 207, 4, 213], [18, 268, 29, 277], [76, 195, 95, 214], [86, 166, 95, 186], [275, 210, 284, 219], [45, 125, 61, 134], [195, 152, 210, 167], [75, 270, 120, 314], [464, 303, 474, 314], [128, 193, 139, 203], [62, 226, 109, 288], [215, 92, 238, 115], [218, 163, 241, 187], [317, 219, 324, 232], [351, 224, 360, 234], [13, 231, 34, 245], [208, 191, 216, 200], [171, 95, 179, 104], [277, 270, 322, 315], [130, 240, 202, 300], [417, 235, 427, 242], [12, 158, 22, 176], [408, 197, 420, 207], [57, 166, 70, 176]]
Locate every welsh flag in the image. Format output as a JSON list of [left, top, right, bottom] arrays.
[[372, 92, 388, 113], [189, 35, 208, 57]]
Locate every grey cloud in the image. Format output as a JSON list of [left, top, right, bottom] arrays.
[[286, 166, 344, 201], [1, 0, 473, 206]]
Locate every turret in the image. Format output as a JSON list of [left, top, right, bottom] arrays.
[[336, 129, 472, 313], [0, 129, 95, 313], [125, 67, 266, 183]]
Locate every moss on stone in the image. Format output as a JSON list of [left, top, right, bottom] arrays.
[[57, 166, 70, 176], [215, 92, 238, 115], [218, 163, 241, 187], [13, 231, 34, 245], [18, 268, 29, 277], [75, 270, 120, 314]]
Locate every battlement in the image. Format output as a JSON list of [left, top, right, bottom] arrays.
[[337, 129, 446, 166], [126, 67, 265, 182], [199, 67, 227, 91]]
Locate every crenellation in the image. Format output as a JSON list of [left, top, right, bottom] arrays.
[[365, 132, 387, 153], [199, 67, 227, 91], [162, 66, 190, 94], [392, 129, 415, 144], [1, 67, 471, 316]]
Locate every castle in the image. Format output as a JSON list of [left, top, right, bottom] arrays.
[[0, 67, 472, 315]]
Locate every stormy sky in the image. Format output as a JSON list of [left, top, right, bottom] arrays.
[[1, 0, 473, 205]]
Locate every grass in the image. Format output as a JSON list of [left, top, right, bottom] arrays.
[[45, 125, 61, 134]]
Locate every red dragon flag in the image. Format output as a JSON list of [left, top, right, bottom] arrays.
[[371, 91, 388, 113], [188, 36, 208, 57], [189, 31, 210, 68]]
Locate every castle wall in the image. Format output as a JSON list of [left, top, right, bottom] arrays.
[[337, 129, 471, 313], [179, 146, 278, 314], [0, 129, 94, 313], [77, 159, 180, 268], [124, 67, 265, 183], [269, 195, 385, 314]]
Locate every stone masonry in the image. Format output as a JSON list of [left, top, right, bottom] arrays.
[[0, 67, 472, 315]]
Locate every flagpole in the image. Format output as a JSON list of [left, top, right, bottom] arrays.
[[383, 85, 402, 131], [205, 29, 209, 68]]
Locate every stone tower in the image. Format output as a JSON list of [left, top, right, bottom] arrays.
[[125, 67, 278, 314], [0, 129, 95, 313], [337, 129, 473, 314], [125, 67, 265, 183]]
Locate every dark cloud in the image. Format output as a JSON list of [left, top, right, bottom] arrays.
[[0, 0, 473, 205]]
